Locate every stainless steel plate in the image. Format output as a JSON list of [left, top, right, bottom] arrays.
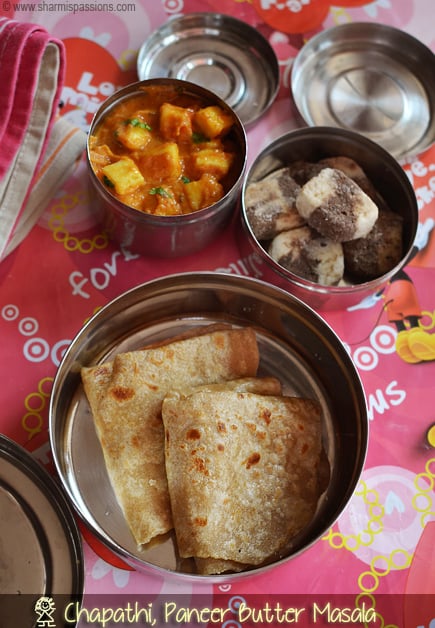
[[49, 272, 367, 581], [291, 22, 435, 159], [137, 13, 279, 126], [0, 435, 83, 627]]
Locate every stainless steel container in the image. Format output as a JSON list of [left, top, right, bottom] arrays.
[[0, 434, 83, 625], [239, 127, 419, 311], [291, 22, 435, 159], [49, 272, 368, 582], [87, 78, 247, 258], [137, 12, 280, 127]]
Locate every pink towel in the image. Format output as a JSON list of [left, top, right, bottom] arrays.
[[0, 17, 86, 261], [0, 18, 65, 177]]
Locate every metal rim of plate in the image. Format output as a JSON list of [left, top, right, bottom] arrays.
[[291, 22, 435, 160], [0, 434, 84, 627], [49, 271, 368, 582], [137, 12, 280, 127]]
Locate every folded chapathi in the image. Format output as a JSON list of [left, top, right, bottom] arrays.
[[82, 326, 261, 546]]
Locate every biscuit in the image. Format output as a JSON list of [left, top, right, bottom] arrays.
[[245, 168, 304, 240], [286, 160, 324, 185], [269, 226, 344, 286], [343, 209, 404, 280], [296, 168, 379, 242], [318, 156, 382, 205]]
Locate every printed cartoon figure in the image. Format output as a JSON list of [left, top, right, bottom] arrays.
[[349, 218, 435, 364], [384, 266, 435, 363], [34, 596, 56, 627]]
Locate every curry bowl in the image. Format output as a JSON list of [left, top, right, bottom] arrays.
[[49, 272, 367, 581], [87, 78, 247, 257], [239, 126, 419, 311]]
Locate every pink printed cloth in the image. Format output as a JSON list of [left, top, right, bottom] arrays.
[[0, 17, 86, 261]]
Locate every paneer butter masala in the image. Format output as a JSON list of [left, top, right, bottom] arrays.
[[89, 85, 241, 216]]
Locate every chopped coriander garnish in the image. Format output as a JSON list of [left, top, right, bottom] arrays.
[[181, 176, 190, 184], [149, 186, 172, 198], [192, 131, 209, 144], [124, 118, 152, 131], [103, 175, 115, 188]]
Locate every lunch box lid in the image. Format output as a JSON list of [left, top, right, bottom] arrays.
[[137, 12, 280, 127], [0, 433, 83, 627], [291, 22, 435, 160]]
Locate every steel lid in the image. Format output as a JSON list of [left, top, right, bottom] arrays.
[[0, 434, 83, 627], [291, 22, 435, 159], [137, 12, 279, 127]]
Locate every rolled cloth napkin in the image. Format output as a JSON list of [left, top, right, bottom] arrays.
[[0, 18, 86, 261]]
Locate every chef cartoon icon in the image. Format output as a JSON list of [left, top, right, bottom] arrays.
[[349, 218, 435, 363], [34, 596, 56, 627]]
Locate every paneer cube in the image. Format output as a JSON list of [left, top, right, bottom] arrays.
[[191, 149, 234, 180], [154, 192, 183, 216], [102, 158, 145, 196], [184, 174, 224, 211], [193, 139, 224, 150], [194, 106, 234, 139], [90, 143, 117, 169], [115, 120, 152, 150], [160, 103, 193, 141], [139, 143, 182, 181], [117, 188, 146, 211]]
